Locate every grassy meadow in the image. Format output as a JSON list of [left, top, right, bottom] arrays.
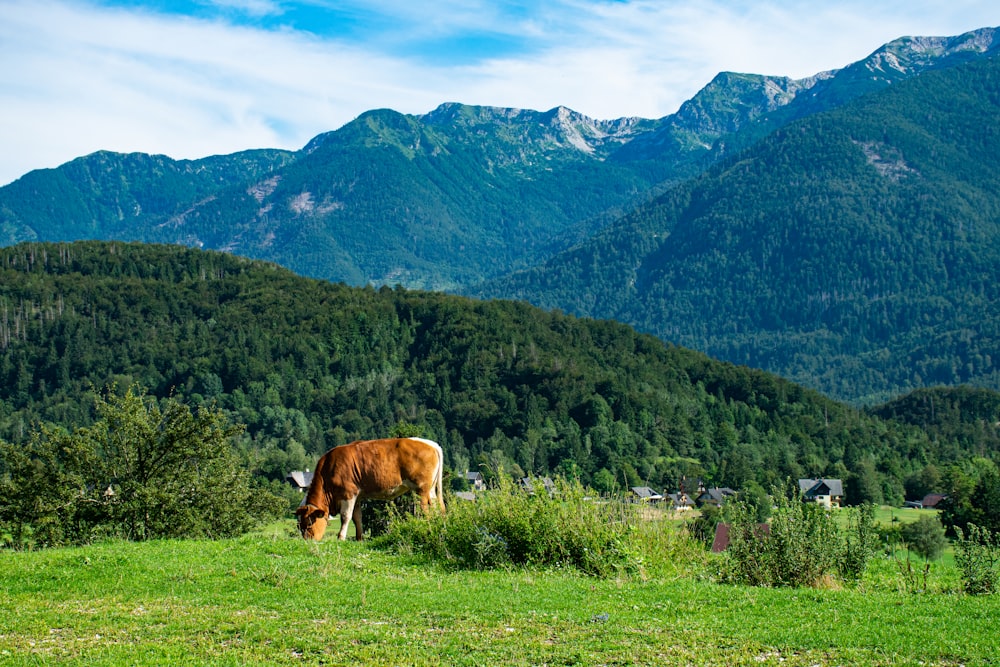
[[1, 514, 998, 666]]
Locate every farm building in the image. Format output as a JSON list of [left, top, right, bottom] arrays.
[[798, 478, 843, 509], [711, 522, 770, 553], [696, 486, 737, 508], [631, 486, 664, 502], [920, 493, 948, 509], [285, 470, 313, 492], [666, 492, 695, 511]]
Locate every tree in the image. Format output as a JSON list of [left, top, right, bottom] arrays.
[[739, 481, 772, 522], [848, 457, 884, 506], [940, 467, 1000, 537], [0, 425, 101, 548], [900, 515, 948, 561], [0, 385, 283, 546], [85, 385, 283, 540], [969, 469, 1000, 535], [904, 464, 942, 501], [389, 420, 425, 438], [590, 468, 617, 495]]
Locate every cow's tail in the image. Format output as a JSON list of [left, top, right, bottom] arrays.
[[412, 437, 445, 513]]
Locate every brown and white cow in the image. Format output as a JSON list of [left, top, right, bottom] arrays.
[[296, 437, 445, 541]]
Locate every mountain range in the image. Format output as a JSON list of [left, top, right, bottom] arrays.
[[1, 27, 998, 403], [481, 42, 1000, 404]]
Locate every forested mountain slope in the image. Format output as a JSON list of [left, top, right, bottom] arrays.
[[868, 385, 1000, 501], [871, 386, 1000, 460], [0, 106, 665, 291], [1, 29, 995, 294], [0, 241, 985, 505], [479, 54, 1000, 405], [0, 149, 296, 242]]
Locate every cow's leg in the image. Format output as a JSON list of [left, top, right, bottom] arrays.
[[352, 502, 364, 542], [337, 496, 357, 540], [418, 488, 432, 513]]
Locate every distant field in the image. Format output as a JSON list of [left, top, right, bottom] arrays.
[[1, 519, 997, 666], [871, 506, 936, 525]]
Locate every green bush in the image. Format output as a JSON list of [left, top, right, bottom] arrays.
[[0, 385, 284, 548], [840, 503, 879, 580], [954, 523, 999, 595], [375, 474, 642, 576], [721, 491, 877, 587], [900, 514, 948, 561]]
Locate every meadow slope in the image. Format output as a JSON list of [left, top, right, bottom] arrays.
[[1, 525, 997, 666]]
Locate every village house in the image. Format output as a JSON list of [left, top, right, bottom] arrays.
[[696, 486, 738, 508], [666, 491, 695, 511], [465, 471, 485, 491], [519, 476, 556, 495], [630, 486, 664, 502], [798, 478, 844, 509]]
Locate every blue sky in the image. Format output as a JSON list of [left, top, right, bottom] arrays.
[[1, 0, 997, 185]]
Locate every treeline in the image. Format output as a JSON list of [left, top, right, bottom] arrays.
[[869, 385, 1000, 519], [0, 242, 996, 508]]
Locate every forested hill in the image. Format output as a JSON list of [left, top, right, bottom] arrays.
[[0, 241, 989, 505], [478, 53, 1000, 406], [870, 386, 1000, 460]]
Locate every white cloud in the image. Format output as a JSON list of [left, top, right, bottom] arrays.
[[0, 0, 997, 185]]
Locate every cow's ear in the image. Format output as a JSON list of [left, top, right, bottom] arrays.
[[296, 503, 319, 517]]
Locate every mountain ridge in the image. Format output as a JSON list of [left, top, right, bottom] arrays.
[[2, 27, 999, 403], [5, 28, 996, 278]]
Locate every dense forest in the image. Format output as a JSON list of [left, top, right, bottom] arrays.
[[1, 242, 997, 508], [479, 54, 1000, 405]]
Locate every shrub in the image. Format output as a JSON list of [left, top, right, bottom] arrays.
[[900, 515, 948, 561], [687, 504, 724, 547], [839, 503, 879, 580], [375, 474, 642, 576], [723, 491, 840, 587], [0, 385, 284, 547], [954, 523, 999, 595], [721, 492, 877, 587]]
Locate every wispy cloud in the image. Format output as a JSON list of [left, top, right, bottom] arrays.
[[0, 0, 996, 185]]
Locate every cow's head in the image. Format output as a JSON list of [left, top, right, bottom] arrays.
[[296, 503, 329, 541]]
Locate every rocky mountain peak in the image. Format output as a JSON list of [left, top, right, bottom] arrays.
[[863, 26, 1000, 78]]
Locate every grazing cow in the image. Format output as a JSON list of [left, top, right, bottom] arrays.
[[296, 437, 445, 541]]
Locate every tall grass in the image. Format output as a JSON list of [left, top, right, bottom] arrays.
[[954, 523, 1000, 595], [374, 475, 703, 577], [721, 494, 879, 588]]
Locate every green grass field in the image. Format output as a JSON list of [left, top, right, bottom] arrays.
[[1, 517, 998, 666]]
